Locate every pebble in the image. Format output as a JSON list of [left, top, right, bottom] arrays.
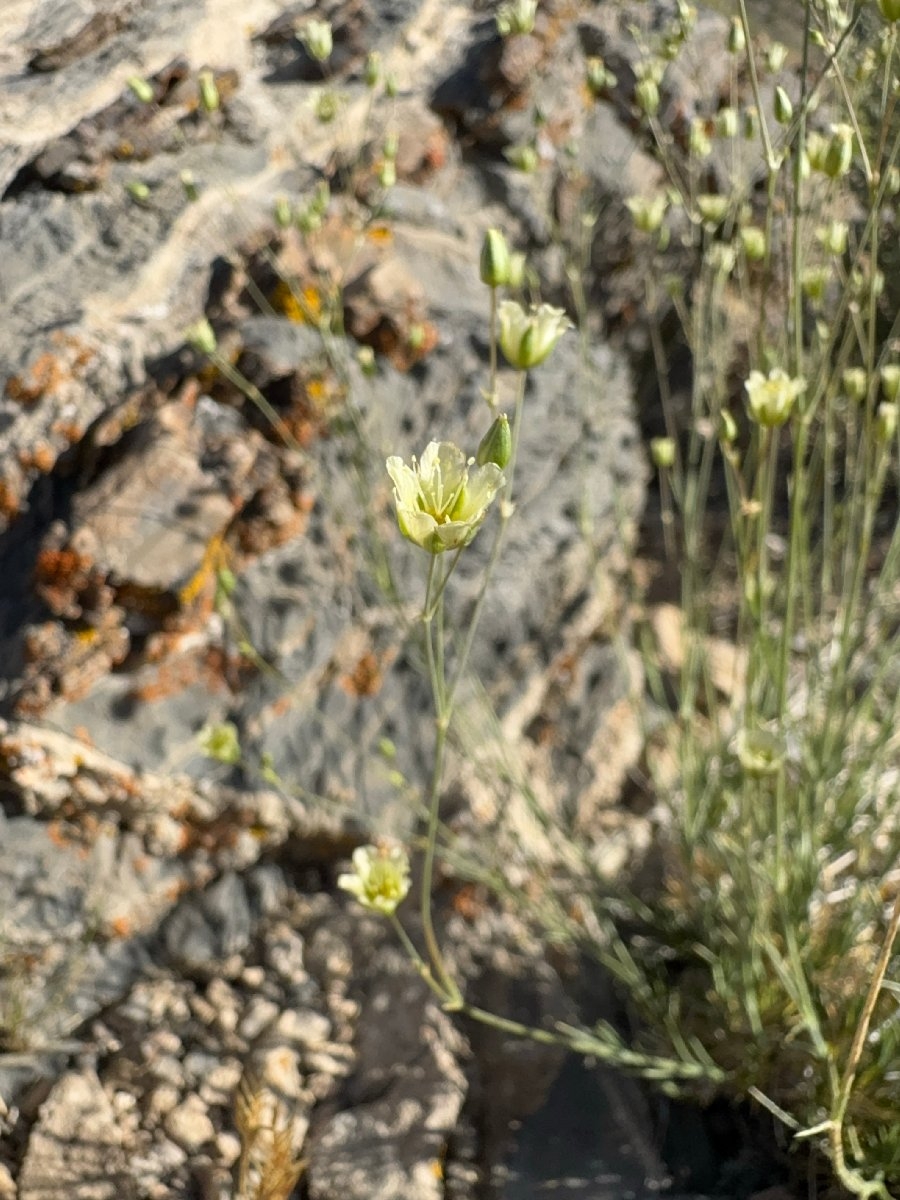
[[164, 1094, 216, 1152], [206, 979, 239, 1034], [147, 1083, 180, 1121], [238, 996, 279, 1041], [273, 1007, 332, 1047], [215, 1131, 242, 1167], [199, 1059, 243, 1107]]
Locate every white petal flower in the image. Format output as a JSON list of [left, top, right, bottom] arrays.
[[497, 301, 571, 369], [744, 368, 805, 428], [386, 441, 504, 554], [337, 844, 411, 915]]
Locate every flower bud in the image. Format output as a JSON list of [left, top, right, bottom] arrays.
[[198, 721, 241, 765], [301, 18, 333, 62], [495, 0, 538, 36], [635, 77, 660, 117], [842, 368, 868, 402], [650, 437, 676, 469], [125, 179, 150, 203], [180, 169, 199, 202], [585, 56, 616, 96], [480, 228, 512, 287], [198, 69, 220, 113], [716, 107, 738, 138], [127, 75, 155, 104], [879, 0, 900, 22], [185, 319, 217, 355], [274, 195, 293, 228], [881, 364, 900, 402], [357, 345, 376, 376], [878, 401, 899, 441], [801, 266, 830, 303], [383, 131, 399, 161], [740, 226, 767, 261], [477, 413, 512, 468], [885, 165, 900, 195], [774, 85, 793, 125], [816, 220, 848, 256], [696, 194, 729, 226], [364, 51, 381, 88], [766, 42, 788, 72], [689, 118, 712, 158], [720, 408, 738, 443], [743, 106, 758, 139], [504, 144, 539, 172], [823, 123, 853, 178], [507, 252, 527, 289], [378, 159, 396, 188], [626, 193, 667, 234], [384, 73, 398, 98], [727, 16, 745, 54]]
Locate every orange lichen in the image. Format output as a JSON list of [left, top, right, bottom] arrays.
[[5, 353, 65, 404], [340, 651, 384, 698]]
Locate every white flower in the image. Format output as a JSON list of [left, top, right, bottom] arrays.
[[338, 844, 411, 915], [300, 19, 333, 62], [386, 441, 504, 554], [497, 301, 571, 370], [744, 368, 805, 428]]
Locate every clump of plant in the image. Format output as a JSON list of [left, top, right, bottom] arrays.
[[334, 0, 900, 1196]]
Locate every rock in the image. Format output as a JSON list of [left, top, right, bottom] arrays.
[[164, 1094, 216, 1153], [163, 871, 252, 978], [17, 1070, 136, 1199]]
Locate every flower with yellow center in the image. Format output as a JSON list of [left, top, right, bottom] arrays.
[[744, 368, 805, 428], [386, 441, 504, 554], [338, 844, 411, 915]]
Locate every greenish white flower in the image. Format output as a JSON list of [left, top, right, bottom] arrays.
[[386, 441, 504, 554], [496, 0, 538, 36], [498, 301, 571, 369], [338, 844, 411, 916], [626, 193, 667, 234], [881, 364, 900, 402], [301, 18, 333, 62], [734, 728, 785, 777], [198, 721, 241, 765], [745, 368, 805, 428], [842, 367, 867, 403], [696, 194, 729, 226], [650, 437, 676, 469], [740, 226, 767, 261], [877, 401, 899, 442]]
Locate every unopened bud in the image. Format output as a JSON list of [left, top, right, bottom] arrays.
[[507, 251, 527, 289], [198, 69, 220, 114], [378, 159, 396, 188], [878, 0, 900, 22], [822, 123, 853, 178], [383, 131, 399, 161], [650, 437, 676, 469], [716, 107, 738, 139], [274, 196, 293, 228], [477, 413, 512, 468], [301, 18, 333, 62], [774, 85, 793, 125], [740, 226, 767, 261], [480, 228, 512, 288], [180, 169, 199, 202], [877, 401, 899, 441], [357, 345, 377, 376], [766, 42, 788, 72], [185, 319, 218, 355], [881, 364, 900, 402], [125, 180, 150, 203], [727, 16, 745, 54], [635, 77, 660, 117], [365, 51, 381, 88], [127, 75, 154, 104], [720, 408, 738, 443], [842, 368, 867, 402], [696, 194, 729, 226]]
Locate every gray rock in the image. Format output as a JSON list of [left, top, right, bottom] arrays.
[[17, 1070, 137, 1199], [163, 870, 252, 977]]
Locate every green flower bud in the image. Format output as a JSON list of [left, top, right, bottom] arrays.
[[127, 75, 155, 104], [365, 51, 381, 88], [504, 144, 539, 172], [315, 90, 340, 123], [384, 73, 398, 99], [885, 165, 900, 195], [185, 319, 217, 355], [842, 368, 867, 402], [383, 131, 399, 161], [822, 123, 853, 178], [740, 226, 767, 261], [357, 345, 377, 376], [650, 437, 676, 469], [774, 85, 793, 125], [198, 69, 220, 114], [743, 106, 758, 139], [881, 364, 900, 402], [635, 77, 660, 117], [878, 0, 900, 22], [707, 242, 736, 275], [585, 56, 616, 96], [720, 408, 738, 443], [805, 131, 828, 173], [626, 193, 668, 234], [198, 721, 241, 765], [125, 179, 150, 203], [507, 252, 527, 290], [301, 18, 333, 62], [480, 228, 512, 287], [716, 107, 739, 138], [378, 159, 396, 188], [689, 118, 712, 158], [477, 413, 512, 468], [495, 0, 538, 36], [696, 194, 729, 226], [727, 16, 746, 54], [180, 169, 199, 202], [274, 195, 293, 229], [877, 401, 899, 441], [816, 220, 848, 256], [766, 42, 788, 72], [802, 266, 831, 302]]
